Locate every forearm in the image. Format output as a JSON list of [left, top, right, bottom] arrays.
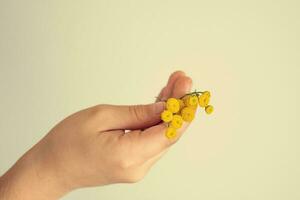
[[0, 145, 70, 200]]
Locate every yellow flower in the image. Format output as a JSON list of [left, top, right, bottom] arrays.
[[198, 94, 210, 107], [181, 107, 196, 122], [165, 126, 177, 139], [161, 110, 173, 123], [183, 95, 198, 107], [170, 114, 183, 129], [178, 99, 185, 111], [166, 98, 180, 113], [205, 105, 214, 114], [203, 91, 211, 98]]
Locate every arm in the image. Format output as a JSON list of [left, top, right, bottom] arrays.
[[0, 71, 192, 200], [0, 146, 69, 200]]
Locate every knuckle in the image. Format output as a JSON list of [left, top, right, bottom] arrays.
[[117, 157, 133, 170], [113, 148, 144, 183], [89, 104, 109, 119], [126, 174, 143, 183], [121, 171, 144, 183], [129, 105, 146, 122], [114, 160, 144, 183], [115, 148, 135, 170]]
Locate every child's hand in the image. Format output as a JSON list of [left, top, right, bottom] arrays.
[[0, 71, 192, 200]]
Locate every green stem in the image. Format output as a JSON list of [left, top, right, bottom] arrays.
[[155, 90, 204, 101], [179, 91, 203, 99]]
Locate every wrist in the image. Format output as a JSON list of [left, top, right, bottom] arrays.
[[0, 142, 72, 200]]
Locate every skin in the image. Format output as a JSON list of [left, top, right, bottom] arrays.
[[0, 71, 193, 200]]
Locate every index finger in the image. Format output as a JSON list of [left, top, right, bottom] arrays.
[[156, 71, 186, 102]]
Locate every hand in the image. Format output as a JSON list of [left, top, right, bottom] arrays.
[[0, 71, 193, 200]]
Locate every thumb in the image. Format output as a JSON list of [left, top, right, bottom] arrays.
[[101, 102, 165, 130]]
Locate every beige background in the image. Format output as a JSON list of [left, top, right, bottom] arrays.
[[1, 0, 300, 199]]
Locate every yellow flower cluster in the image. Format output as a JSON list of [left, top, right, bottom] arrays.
[[160, 91, 214, 139]]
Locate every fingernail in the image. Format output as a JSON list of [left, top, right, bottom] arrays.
[[153, 101, 165, 115]]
